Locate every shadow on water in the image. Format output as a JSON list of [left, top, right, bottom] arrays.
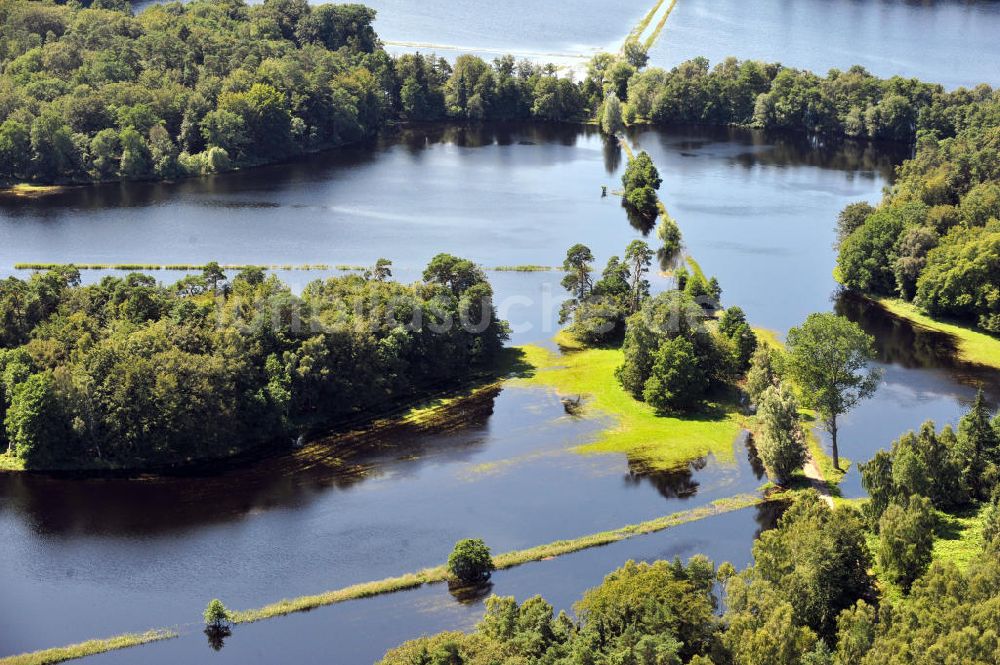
[[835, 291, 1000, 402], [0, 122, 597, 219], [0, 384, 504, 536]]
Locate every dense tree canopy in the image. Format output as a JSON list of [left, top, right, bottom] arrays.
[[836, 123, 1000, 332], [0, 0, 588, 185], [0, 259, 508, 468]]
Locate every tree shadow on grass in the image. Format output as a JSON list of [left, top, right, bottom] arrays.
[[497, 346, 535, 379], [934, 506, 979, 542]]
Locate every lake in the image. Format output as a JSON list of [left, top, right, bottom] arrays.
[[126, 0, 1000, 89], [2, 122, 998, 662]]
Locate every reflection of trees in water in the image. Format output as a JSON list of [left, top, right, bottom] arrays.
[[448, 581, 494, 605], [631, 123, 908, 182], [835, 291, 1000, 405], [0, 386, 502, 536], [657, 245, 683, 274], [753, 499, 789, 539], [204, 626, 231, 651], [624, 431, 766, 500], [835, 291, 959, 368], [603, 135, 623, 175], [623, 457, 705, 499], [396, 122, 589, 153], [743, 432, 767, 481], [624, 202, 656, 235]]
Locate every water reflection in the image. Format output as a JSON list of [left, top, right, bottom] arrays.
[[0, 385, 503, 536], [836, 291, 1000, 402]]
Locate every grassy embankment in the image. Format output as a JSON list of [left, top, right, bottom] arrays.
[[4, 494, 771, 663], [874, 297, 1000, 371], [0, 184, 64, 198], [0, 630, 177, 665], [0, 453, 25, 471], [514, 333, 745, 470], [625, 0, 679, 50], [751, 326, 851, 492]]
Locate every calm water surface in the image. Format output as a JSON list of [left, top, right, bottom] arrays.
[[1, 123, 998, 660], [81, 504, 785, 665], [651, 0, 1000, 90]]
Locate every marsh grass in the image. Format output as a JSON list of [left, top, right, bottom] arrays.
[[642, 0, 679, 48], [0, 630, 177, 665], [875, 297, 1000, 370], [514, 340, 745, 470], [490, 265, 556, 272]]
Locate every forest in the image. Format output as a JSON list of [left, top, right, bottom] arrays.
[[0, 257, 508, 468], [2, 0, 999, 186], [835, 123, 1000, 334]]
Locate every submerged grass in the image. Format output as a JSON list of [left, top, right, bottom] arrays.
[[490, 265, 556, 272], [232, 493, 766, 623], [875, 297, 1000, 371], [514, 341, 744, 470], [0, 630, 177, 665]]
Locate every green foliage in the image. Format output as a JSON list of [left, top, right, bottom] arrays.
[[785, 313, 881, 469], [615, 290, 712, 403], [836, 121, 1000, 332], [916, 224, 1000, 333], [877, 497, 936, 591], [598, 92, 624, 135], [746, 343, 781, 405], [834, 600, 875, 665], [642, 336, 707, 413], [859, 399, 997, 525], [859, 555, 1000, 663], [727, 493, 874, 639], [203, 599, 231, 628], [755, 383, 806, 485], [447, 539, 494, 586], [621, 151, 662, 220], [0, 260, 507, 469]]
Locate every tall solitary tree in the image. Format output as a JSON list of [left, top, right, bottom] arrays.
[[785, 313, 881, 470], [559, 244, 595, 324], [624, 240, 653, 315], [756, 384, 807, 485]]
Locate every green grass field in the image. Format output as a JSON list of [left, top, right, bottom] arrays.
[[876, 297, 1000, 371], [514, 341, 744, 470], [932, 504, 992, 571]]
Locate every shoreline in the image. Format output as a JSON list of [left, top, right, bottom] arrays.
[[869, 296, 1000, 372], [0, 363, 514, 478]]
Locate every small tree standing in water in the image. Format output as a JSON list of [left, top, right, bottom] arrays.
[[204, 598, 232, 628], [447, 538, 495, 587], [203, 598, 233, 651]]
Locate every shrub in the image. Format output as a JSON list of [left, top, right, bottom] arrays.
[[447, 539, 494, 586]]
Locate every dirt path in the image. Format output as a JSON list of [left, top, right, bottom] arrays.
[[803, 451, 835, 507]]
